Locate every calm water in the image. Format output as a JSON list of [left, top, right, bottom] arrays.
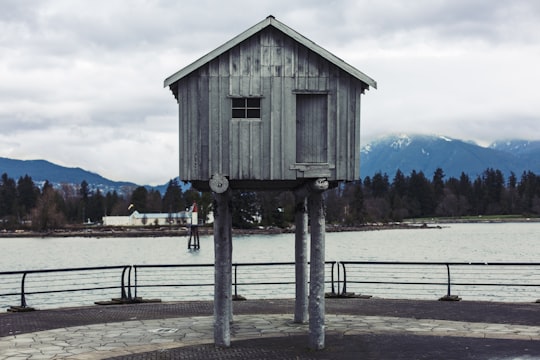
[[1, 222, 538, 271], [1, 223, 538, 309]]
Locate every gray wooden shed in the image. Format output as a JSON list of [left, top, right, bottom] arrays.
[[165, 16, 376, 351], [164, 15, 376, 191]]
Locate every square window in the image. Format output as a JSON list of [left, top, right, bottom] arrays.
[[232, 97, 261, 119]]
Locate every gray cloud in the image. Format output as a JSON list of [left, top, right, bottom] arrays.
[[1, 0, 539, 184]]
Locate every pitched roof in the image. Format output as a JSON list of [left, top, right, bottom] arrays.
[[164, 15, 377, 89]]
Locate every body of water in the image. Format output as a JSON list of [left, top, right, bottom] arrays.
[[1, 222, 538, 271], [1, 223, 538, 309]]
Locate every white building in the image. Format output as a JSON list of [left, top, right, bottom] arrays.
[[102, 211, 191, 227]]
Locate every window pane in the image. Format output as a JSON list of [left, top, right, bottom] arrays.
[[246, 98, 260, 107], [232, 108, 245, 118], [232, 98, 245, 107], [247, 109, 260, 118]]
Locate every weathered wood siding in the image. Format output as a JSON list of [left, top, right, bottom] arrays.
[[176, 26, 366, 183]]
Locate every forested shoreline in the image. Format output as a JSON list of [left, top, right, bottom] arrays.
[[1, 167, 540, 232]]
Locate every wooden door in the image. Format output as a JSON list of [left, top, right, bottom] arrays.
[[296, 95, 328, 163]]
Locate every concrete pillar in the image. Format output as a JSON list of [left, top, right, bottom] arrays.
[[308, 179, 328, 350], [294, 193, 308, 323], [211, 174, 232, 347]]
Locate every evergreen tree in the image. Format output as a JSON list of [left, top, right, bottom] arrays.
[[0, 173, 18, 221], [162, 179, 184, 213], [432, 168, 445, 203], [146, 189, 162, 213], [17, 175, 39, 219], [87, 189, 105, 222], [130, 186, 149, 213], [407, 171, 435, 217]]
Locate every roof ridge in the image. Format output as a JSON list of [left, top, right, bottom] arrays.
[[164, 16, 376, 89]]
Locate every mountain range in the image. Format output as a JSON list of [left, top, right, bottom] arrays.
[[360, 134, 540, 180], [0, 157, 138, 194], [2, 134, 540, 193]]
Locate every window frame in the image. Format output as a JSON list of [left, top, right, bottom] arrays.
[[231, 97, 261, 119]]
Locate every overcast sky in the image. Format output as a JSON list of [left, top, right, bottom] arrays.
[[1, 0, 539, 185]]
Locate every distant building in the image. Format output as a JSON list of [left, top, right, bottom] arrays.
[[102, 211, 191, 227]]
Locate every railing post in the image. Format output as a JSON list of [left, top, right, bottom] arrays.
[[8, 272, 35, 312], [20, 272, 28, 308], [446, 264, 451, 297], [120, 266, 129, 300], [330, 262, 336, 295], [234, 264, 238, 298], [232, 264, 246, 301], [127, 266, 132, 300], [439, 263, 461, 301], [133, 266, 138, 299], [341, 262, 348, 295], [336, 262, 341, 296]]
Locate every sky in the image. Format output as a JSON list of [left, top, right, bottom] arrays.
[[1, 0, 540, 185]]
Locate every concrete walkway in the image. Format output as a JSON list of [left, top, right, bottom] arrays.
[[1, 299, 539, 359]]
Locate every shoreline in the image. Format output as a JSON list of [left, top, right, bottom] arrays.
[[2, 217, 539, 238], [1, 223, 421, 238]]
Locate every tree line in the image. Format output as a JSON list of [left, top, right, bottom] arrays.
[[0, 175, 211, 231], [2, 168, 540, 231], [229, 168, 540, 228]]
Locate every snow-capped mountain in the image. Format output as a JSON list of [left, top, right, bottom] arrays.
[[490, 139, 540, 157], [360, 134, 540, 180]]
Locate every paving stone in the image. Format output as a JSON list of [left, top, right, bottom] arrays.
[[0, 299, 538, 359]]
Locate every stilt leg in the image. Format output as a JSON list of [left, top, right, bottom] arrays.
[[308, 183, 327, 350], [294, 193, 308, 323], [213, 187, 232, 347]]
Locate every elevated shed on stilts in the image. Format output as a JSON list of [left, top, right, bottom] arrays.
[[165, 15, 376, 350]]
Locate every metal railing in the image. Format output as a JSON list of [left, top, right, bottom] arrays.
[[1, 262, 538, 310], [0, 266, 131, 310], [133, 262, 337, 302], [338, 261, 540, 302]]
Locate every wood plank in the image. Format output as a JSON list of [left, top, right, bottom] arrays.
[[297, 44, 308, 77], [261, 45, 272, 77], [229, 76, 240, 96], [229, 46, 241, 76], [354, 85, 363, 178], [229, 119, 240, 178], [283, 77, 296, 180], [209, 76, 221, 176], [240, 40, 252, 76], [199, 75, 210, 179], [283, 36, 295, 77], [240, 76, 251, 95], [208, 58, 219, 77], [308, 49, 320, 77], [178, 82, 188, 180], [336, 72, 350, 180], [188, 76, 199, 179], [219, 53, 230, 76], [271, 46, 282, 77], [239, 121, 249, 178], [271, 76, 283, 179], [220, 78, 230, 177], [262, 77, 273, 179], [327, 75, 337, 177]]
